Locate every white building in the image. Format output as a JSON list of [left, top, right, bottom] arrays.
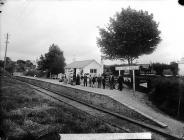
[[65, 59, 102, 77], [178, 57, 184, 76]]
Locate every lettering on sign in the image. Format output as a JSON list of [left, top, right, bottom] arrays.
[[115, 66, 139, 71]]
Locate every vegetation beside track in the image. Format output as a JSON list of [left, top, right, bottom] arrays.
[[0, 76, 121, 140], [149, 77, 184, 121]]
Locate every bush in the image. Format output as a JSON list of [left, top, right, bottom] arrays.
[[152, 63, 167, 76], [149, 77, 184, 119], [24, 70, 38, 77], [36, 70, 48, 78], [163, 69, 173, 75], [151, 62, 179, 76]]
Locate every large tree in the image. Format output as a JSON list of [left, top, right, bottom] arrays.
[[37, 44, 66, 76], [97, 7, 161, 65]]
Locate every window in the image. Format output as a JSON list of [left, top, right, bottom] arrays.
[[94, 69, 97, 73], [90, 69, 93, 73], [90, 69, 97, 73]]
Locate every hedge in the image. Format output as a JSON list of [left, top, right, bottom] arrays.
[[149, 77, 184, 120]]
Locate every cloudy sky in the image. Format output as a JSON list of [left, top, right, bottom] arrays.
[[0, 0, 184, 65]]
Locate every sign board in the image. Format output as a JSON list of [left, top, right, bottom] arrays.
[[115, 65, 139, 93], [115, 66, 139, 71]]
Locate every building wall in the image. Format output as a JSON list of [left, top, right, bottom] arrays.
[[65, 68, 83, 77], [76, 68, 82, 75], [65, 68, 74, 78], [83, 61, 102, 76], [178, 63, 184, 76]]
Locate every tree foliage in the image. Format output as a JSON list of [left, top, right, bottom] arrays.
[[16, 60, 26, 72], [37, 44, 66, 76], [16, 59, 34, 72], [152, 63, 166, 76], [0, 57, 16, 73], [0, 58, 35, 74], [170, 62, 178, 76], [25, 60, 33, 68], [150, 77, 184, 119], [0, 60, 3, 67], [97, 7, 161, 64], [5, 57, 15, 73], [152, 62, 179, 76]]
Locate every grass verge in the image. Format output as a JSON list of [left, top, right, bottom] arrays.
[[0, 76, 121, 140]]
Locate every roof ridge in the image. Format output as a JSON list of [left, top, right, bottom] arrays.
[[65, 59, 96, 69], [75, 59, 94, 62]]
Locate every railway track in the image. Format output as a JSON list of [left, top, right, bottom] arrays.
[[16, 78, 182, 140]]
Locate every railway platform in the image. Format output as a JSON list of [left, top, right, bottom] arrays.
[[16, 76, 184, 138]]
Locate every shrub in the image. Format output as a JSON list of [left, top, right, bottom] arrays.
[[24, 70, 38, 77], [151, 62, 179, 76], [163, 69, 173, 75], [36, 70, 48, 78], [149, 77, 184, 119], [152, 63, 167, 76]]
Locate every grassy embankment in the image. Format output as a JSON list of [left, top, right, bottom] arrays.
[[0, 76, 121, 140]]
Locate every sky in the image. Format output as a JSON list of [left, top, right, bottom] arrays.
[[0, 0, 184, 65]]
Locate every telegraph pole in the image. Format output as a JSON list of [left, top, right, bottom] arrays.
[[3, 33, 9, 76]]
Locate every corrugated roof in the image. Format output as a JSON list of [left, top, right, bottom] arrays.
[[65, 60, 95, 69]]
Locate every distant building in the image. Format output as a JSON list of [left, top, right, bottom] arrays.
[[65, 59, 102, 77], [178, 57, 184, 76]]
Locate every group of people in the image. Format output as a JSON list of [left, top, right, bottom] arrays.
[[74, 74, 106, 89], [71, 74, 124, 91]]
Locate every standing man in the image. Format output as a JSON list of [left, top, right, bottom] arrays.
[[111, 75, 115, 89], [83, 74, 88, 87], [92, 76, 96, 88], [118, 75, 123, 91], [102, 75, 106, 89], [89, 75, 92, 87], [109, 75, 111, 89], [97, 75, 102, 88], [109, 74, 114, 90], [76, 74, 80, 85], [73, 74, 76, 85]]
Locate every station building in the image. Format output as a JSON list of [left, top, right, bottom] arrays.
[[65, 59, 102, 77]]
